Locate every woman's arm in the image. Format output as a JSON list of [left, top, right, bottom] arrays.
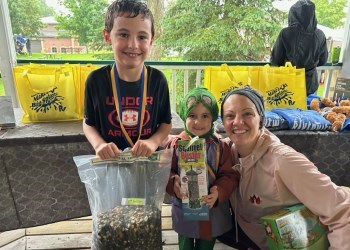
[[277, 152, 350, 250]]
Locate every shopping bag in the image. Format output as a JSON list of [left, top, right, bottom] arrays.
[[13, 64, 81, 123], [80, 64, 100, 114], [258, 62, 307, 110], [73, 148, 173, 250], [204, 64, 259, 105]]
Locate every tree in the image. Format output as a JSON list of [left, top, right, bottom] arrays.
[[40, 0, 56, 17], [56, 0, 108, 51], [158, 0, 286, 61], [314, 0, 347, 29], [8, 0, 48, 37], [147, 0, 165, 60]]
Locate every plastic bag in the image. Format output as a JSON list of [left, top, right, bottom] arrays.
[[73, 148, 173, 250], [271, 108, 331, 131]]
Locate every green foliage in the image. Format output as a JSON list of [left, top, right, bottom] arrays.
[[41, 0, 56, 17], [314, 0, 347, 29], [8, 0, 47, 36], [56, 0, 109, 50], [158, 0, 286, 61]]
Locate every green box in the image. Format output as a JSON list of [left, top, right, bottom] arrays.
[[260, 204, 329, 250]]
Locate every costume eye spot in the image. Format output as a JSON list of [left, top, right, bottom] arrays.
[[187, 96, 196, 108], [202, 95, 212, 105]]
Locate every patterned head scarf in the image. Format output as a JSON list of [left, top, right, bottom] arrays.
[[221, 85, 265, 129], [179, 87, 218, 138]]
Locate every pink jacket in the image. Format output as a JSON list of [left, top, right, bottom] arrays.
[[227, 128, 350, 250]]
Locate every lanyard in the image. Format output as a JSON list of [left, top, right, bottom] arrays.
[[110, 64, 148, 147]]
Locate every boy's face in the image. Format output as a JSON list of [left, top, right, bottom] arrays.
[[103, 14, 154, 71], [186, 102, 213, 137]]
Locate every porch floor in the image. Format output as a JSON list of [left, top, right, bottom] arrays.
[[0, 204, 235, 250]]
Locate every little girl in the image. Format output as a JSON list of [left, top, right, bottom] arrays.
[[166, 87, 239, 250]]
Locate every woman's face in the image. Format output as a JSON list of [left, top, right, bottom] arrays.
[[222, 94, 261, 155]]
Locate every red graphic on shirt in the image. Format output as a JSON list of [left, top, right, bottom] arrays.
[[124, 113, 137, 122], [107, 108, 150, 128], [249, 195, 261, 204], [122, 109, 138, 126], [106, 96, 154, 106], [106, 96, 152, 138]]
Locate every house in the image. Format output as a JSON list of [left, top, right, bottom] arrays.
[[33, 16, 86, 54]]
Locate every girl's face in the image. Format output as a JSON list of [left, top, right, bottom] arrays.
[[186, 102, 213, 137], [222, 94, 261, 156], [103, 14, 154, 72]]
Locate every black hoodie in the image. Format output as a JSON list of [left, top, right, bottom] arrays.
[[270, 0, 328, 95]]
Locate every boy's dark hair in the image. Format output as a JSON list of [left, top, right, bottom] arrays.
[[105, 0, 155, 37]]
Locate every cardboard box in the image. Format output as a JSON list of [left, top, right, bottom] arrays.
[[333, 77, 350, 102], [260, 204, 329, 250], [177, 138, 209, 220]]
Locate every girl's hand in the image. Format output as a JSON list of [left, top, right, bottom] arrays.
[[173, 175, 186, 199], [203, 186, 218, 208]]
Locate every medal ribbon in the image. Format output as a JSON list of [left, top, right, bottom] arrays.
[[110, 64, 148, 147]]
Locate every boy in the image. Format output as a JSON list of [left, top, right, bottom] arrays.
[[166, 87, 239, 250], [83, 0, 172, 158]]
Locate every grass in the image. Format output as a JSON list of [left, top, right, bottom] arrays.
[[0, 77, 4, 96], [16, 52, 98, 60]]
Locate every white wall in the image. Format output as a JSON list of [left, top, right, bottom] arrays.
[[340, 2, 350, 77]]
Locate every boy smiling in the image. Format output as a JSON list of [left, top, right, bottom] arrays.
[[83, 0, 172, 159]]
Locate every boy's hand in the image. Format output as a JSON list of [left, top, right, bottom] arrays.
[[95, 142, 120, 159], [203, 186, 218, 208], [173, 175, 185, 199], [131, 138, 158, 157]]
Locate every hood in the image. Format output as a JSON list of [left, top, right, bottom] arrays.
[[288, 0, 317, 32]]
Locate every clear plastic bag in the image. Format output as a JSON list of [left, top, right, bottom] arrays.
[[73, 148, 173, 250]]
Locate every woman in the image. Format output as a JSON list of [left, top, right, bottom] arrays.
[[217, 85, 350, 250]]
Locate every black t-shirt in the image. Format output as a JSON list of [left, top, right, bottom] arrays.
[[84, 65, 172, 150]]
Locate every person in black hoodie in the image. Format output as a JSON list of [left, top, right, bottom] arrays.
[[270, 0, 328, 96]]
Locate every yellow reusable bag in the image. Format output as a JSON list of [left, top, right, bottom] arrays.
[[204, 64, 259, 105], [258, 62, 307, 110], [13, 65, 81, 123]]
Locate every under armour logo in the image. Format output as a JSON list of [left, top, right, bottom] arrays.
[[123, 114, 137, 122]]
